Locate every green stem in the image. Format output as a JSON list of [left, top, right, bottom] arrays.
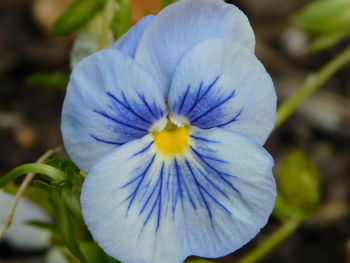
[[236, 217, 303, 263], [98, 0, 116, 50], [275, 45, 350, 128]]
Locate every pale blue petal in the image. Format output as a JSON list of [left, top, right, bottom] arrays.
[[112, 15, 154, 58], [61, 49, 166, 172], [168, 39, 276, 145], [135, 0, 255, 96], [81, 127, 276, 263], [0, 191, 51, 250]]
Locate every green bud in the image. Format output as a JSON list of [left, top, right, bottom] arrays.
[[274, 150, 321, 221]]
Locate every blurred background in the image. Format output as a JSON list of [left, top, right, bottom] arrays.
[[0, 0, 349, 262]]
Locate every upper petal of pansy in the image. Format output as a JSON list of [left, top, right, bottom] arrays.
[[135, 0, 255, 96], [81, 127, 276, 263], [112, 15, 154, 58], [168, 39, 276, 145], [61, 49, 166, 172]]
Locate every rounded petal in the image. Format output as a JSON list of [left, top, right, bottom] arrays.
[[0, 191, 51, 250], [135, 0, 255, 96], [112, 15, 154, 58], [61, 49, 166, 172], [168, 39, 276, 145], [81, 127, 276, 263]]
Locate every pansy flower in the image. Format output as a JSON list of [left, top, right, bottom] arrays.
[[61, 0, 277, 262]]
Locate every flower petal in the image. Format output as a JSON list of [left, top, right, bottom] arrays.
[[0, 191, 51, 250], [112, 15, 154, 58], [135, 0, 255, 96], [168, 39, 276, 145], [61, 49, 166, 172], [81, 127, 276, 263]]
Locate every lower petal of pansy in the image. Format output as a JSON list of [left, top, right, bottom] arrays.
[[168, 39, 276, 145], [81, 126, 276, 263], [61, 49, 166, 172]]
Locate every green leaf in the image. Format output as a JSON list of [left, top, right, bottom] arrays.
[[26, 72, 69, 89], [52, 0, 107, 36], [46, 158, 80, 181], [50, 191, 87, 263], [62, 174, 84, 223], [34, 180, 61, 192], [162, 0, 172, 7], [294, 0, 350, 34], [44, 158, 84, 222], [80, 242, 120, 263], [114, 0, 131, 38], [0, 163, 66, 189], [308, 29, 350, 53], [186, 259, 215, 263], [26, 220, 55, 231], [274, 149, 321, 221]]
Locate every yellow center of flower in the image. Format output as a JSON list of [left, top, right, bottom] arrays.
[[152, 121, 190, 155]]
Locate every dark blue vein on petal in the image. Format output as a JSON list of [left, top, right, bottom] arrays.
[[190, 90, 236, 124], [190, 146, 241, 195], [91, 91, 164, 147], [122, 154, 156, 214], [107, 91, 151, 125], [172, 76, 243, 129], [131, 141, 154, 158], [186, 77, 219, 115], [89, 134, 124, 145], [93, 110, 148, 132]]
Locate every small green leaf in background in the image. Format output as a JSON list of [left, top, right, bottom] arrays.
[[25, 220, 55, 231], [294, 0, 350, 34], [114, 0, 131, 38], [294, 0, 350, 52], [52, 0, 107, 36], [26, 72, 69, 89], [274, 149, 321, 222], [308, 29, 350, 53]]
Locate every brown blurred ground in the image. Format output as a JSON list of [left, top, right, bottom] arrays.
[[0, 0, 350, 262]]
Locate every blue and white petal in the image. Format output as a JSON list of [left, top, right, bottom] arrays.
[[168, 39, 276, 145], [135, 0, 255, 96], [61, 49, 166, 172], [112, 15, 154, 58], [81, 128, 276, 263]]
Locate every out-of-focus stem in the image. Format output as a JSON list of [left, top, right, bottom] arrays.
[[0, 146, 61, 241], [275, 45, 350, 128], [236, 217, 303, 263], [98, 0, 116, 50], [115, 0, 131, 38]]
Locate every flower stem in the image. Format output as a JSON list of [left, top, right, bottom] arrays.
[[0, 146, 61, 241], [98, 0, 116, 50], [275, 45, 350, 129], [236, 217, 303, 263]]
